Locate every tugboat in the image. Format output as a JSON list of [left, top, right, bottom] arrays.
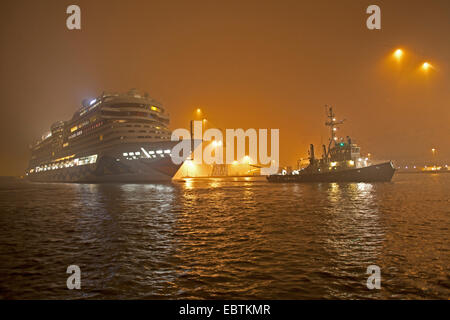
[[267, 106, 395, 183]]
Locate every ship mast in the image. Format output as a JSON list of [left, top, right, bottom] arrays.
[[324, 105, 345, 159]]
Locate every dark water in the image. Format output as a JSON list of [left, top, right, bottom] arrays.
[[0, 174, 448, 299]]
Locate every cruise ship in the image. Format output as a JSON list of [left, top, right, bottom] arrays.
[[26, 89, 182, 182]]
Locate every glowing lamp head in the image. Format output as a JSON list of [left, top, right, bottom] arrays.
[[422, 62, 431, 71], [394, 49, 403, 59]]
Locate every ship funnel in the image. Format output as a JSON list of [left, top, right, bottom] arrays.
[[322, 145, 327, 159], [309, 144, 315, 164]]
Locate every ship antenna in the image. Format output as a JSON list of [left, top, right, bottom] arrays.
[[324, 105, 345, 159]]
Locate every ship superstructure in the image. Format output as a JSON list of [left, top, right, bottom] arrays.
[[27, 89, 181, 182]]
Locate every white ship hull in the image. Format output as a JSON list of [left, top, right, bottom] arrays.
[[27, 156, 181, 183]]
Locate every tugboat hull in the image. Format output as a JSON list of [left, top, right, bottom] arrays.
[[267, 161, 395, 183]]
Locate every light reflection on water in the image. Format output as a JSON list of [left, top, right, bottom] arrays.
[[0, 174, 448, 299]]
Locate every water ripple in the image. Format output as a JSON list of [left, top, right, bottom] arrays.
[[0, 174, 449, 299]]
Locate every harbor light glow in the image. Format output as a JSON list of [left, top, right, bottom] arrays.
[[393, 48, 403, 60], [421, 62, 431, 71]]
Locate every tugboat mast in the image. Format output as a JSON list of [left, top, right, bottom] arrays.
[[324, 105, 345, 158]]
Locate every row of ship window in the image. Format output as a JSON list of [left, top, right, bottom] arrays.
[[122, 149, 171, 160], [30, 155, 98, 173], [68, 124, 168, 141], [101, 110, 168, 122]]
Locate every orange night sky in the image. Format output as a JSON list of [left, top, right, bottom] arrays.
[[0, 0, 449, 175]]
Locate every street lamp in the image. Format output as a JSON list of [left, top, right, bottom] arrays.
[[422, 62, 431, 71], [393, 48, 403, 60]]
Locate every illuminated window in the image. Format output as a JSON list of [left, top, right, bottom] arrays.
[[150, 106, 160, 112], [70, 126, 78, 132]]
